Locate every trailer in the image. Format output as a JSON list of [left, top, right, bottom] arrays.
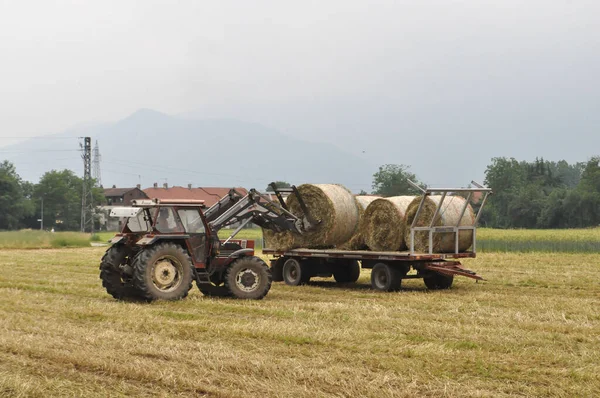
[[264, 182, 492, 291]]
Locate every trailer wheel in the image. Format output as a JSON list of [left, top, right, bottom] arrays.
[[99, 245, 140, 300], [132, 243, 194, 301], [225, 256, 272, 299], [424, 273, 454, 290], [371, 263, 401, 292], [270, 258, 285, 282], [282, 258, 310, 286], [333, 260, 361, 283]]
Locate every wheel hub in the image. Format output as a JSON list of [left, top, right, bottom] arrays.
[[152, 259, 179, 290], [289, 267, 298, 280], [376, 271, 387, 288], [236, 269, 259, 292]]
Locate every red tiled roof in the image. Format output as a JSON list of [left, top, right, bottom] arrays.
[[143, 187, 248, 207], [104, 187, 141, 197]]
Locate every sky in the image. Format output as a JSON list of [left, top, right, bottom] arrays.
[[1, 0, 599, 187]]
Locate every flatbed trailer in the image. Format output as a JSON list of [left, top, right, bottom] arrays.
[[264, 248, 482, 291], [264, 181, 492, 291]]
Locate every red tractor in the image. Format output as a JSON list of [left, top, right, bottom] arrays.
[[100, 187, 317, 301]]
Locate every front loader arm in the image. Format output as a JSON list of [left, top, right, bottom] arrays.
[[203, 188, 246, 224], [207, 189, 319, 242]]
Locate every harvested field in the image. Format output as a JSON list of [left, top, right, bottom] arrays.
[[404, 195, 475, 253], [362, 196, 414, 251], [1, 247, 599, 397]]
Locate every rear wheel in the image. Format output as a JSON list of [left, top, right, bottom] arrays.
[[371, 263, 401, 292], [282, 258, 310, 286], [99, 245, 140, 300], [424, 273, 454, 290], [132, 242, 194, 301], [333, 260, 361, 283]]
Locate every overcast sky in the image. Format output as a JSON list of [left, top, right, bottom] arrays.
[[1, 0, 599, 186]]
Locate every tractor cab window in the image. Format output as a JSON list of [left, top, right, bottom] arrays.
[[177, 209, 205, 234], [155, 207, 184, 233], [126, 209, 152, 232]]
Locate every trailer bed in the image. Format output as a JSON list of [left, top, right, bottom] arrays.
[[262, 248, 476, 261], [264, 247, 482, 289]]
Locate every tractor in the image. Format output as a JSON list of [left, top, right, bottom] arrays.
[[100, 186, 317, 301]]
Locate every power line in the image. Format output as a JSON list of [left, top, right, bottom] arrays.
[[0, 149, 81, 153], [102, 156, 250, 180], [1, 136, 76, 139], [103, 168, 144, 177]]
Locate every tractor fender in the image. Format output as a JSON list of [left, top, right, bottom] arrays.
[[136, 234, 190, 246], [227, 248, 254, 259], [110, 236, 124, 245]]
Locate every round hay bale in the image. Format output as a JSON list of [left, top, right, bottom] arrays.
[[262, 229, 296, 251], [286, 184, 360, 248], [362, 196, 415, 251], [403, 195, 475, 253], [339, 195, 380, 250]]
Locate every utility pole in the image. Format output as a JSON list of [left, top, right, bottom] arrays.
[[39, 197, 44, 230], [80, 137, 94, 234]]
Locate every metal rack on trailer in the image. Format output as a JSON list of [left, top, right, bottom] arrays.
[[264, 181, 492, 291]]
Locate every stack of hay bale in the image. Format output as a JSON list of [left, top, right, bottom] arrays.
[[263, 183, 475, 253]]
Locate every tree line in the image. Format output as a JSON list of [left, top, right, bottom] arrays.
[[370, 158, 600, 229], [0, 161, 103, 231], [2, 157, 599, 231]]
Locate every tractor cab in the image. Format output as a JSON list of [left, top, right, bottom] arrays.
[[108, 199, 212, 266]]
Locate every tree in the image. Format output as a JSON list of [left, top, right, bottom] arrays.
[[0, 160, 33, 229], [578, 157, 600, 194], [34, 170, 84, 231], [371, 164, 422, 196], [266, 181, 291, 192]]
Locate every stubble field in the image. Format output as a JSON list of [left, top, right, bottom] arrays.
[[0, 247, 599, 397]]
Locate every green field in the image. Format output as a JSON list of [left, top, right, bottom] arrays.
[[0, 248, 599, 397], [0, 230, 93, 249], [477, 227, 600, 253], [2, 227, 599, 253]]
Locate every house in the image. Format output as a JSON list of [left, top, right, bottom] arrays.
[[142, 184, 253, 229], [143, 183, 248, 207], [98, 185, 149, 231], [104, 185, 149, 206]]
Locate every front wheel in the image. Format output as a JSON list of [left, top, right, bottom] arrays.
[[132, 243, 194, 301], [225, 256, 272, 299]]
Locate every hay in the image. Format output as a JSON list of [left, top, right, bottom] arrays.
[[362, 196, 415, 251], [262, 229, 296, 251], [403, 195, 475, 253], [339, 195, 380, 250], [263, 184, 360, 250]]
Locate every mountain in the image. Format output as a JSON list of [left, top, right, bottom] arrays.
[[0, 109, 376, 193]]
